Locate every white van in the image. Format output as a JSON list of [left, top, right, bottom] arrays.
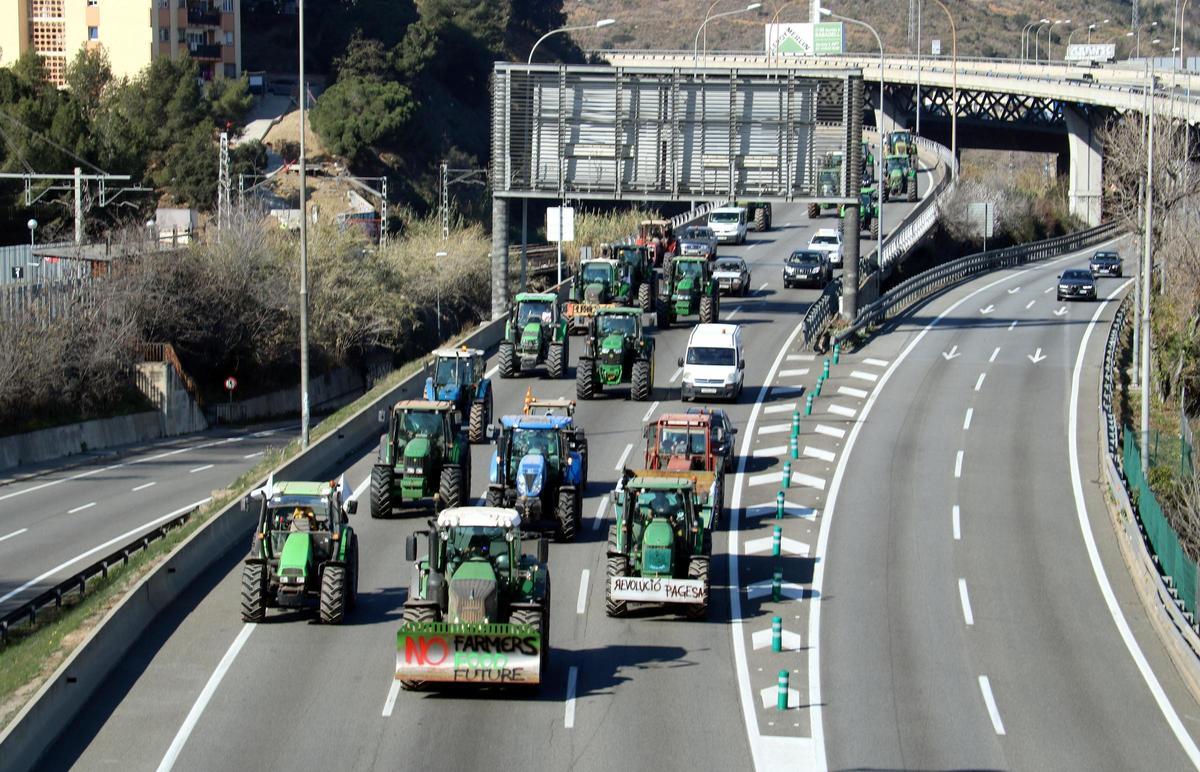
[[707, 206, 748, 245], [678, 323, 745, 401]]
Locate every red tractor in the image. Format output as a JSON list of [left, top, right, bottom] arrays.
[[643, 410, 736, 519], [636, 219, 678, 267]]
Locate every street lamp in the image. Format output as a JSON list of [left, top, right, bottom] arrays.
[[1048, 19, 1072, 61], [1182, 0, 1192, 69], [1135, 21, 1159, 58], [298, 0, 310, 448], [435, 250, 448, 341], [694, 3, 761, 68], [1087, 19, 1110, 45], [1034, 20, 1055, 61], [768, 1, 799, 70], [146, 218, 156, 250], [929, 0, 957, 174], [1022, 18, 1050, 60], [528, 17, 616, 64]]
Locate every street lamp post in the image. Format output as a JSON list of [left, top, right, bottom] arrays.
[[1022, 18, 1050, 60], [528, 18, 616, 64], [769, 1, 798, 70], [298, 0, 310, 448], [1181, 0, 1192, 68], [916, 0, 922, 134], [694, 3, 761, 68], [930, 0, 957, 173], [1034, 20, 1054, 61], [26, 219, 37, 283], [1140, 60, 1156, 473], [435, 250, 448, 341], [1048, 19, 1072, 61]]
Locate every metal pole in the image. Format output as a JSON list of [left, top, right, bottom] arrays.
[[916, 0, 922, 135], [73, 166, 82, 245], [932, 0, 956, 175], [1141, 62, 1155, 474], [520, 198, 528, 291], [298, 0, 310, 448]]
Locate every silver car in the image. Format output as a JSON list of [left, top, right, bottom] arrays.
[[713, 257, 751, 296], [677, 225, 718, 260]]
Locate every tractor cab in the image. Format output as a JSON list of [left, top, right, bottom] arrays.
[[595, 307, 641, 341], [515, 294, 556, 327], [637, 219, 677, 265], [645, 413, 721, 473], [886, 131, 917, 157], [426, 348, 484, 403], [439, 507, 522, 580], [575, 258, 621, 303], [487, 413, 585, 537], [389, 399, 455, 466]]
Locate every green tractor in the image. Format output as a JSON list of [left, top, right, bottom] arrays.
[[576, 306, 655, 402], [807, 151, 844, 219], [423, 347, 492, 443], [240, 478, 359, 624], [661, 255, 719, 327], [841, 185, 880, 239], [608, 243, 658, 312], [498, 293, 569, 379], [565, 257, 631, 333], [397, 506, 550, 690], [882, 153, 918, 203], [885, 130, 918, 162], [370, 400, 470, 518], [736, 200, 774, 231], [861, 140, 875, 184], [605, 469, 715, 619]]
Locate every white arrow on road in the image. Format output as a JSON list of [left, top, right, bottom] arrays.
[[1028, 348, 1047, 364], [1054, 306, 1068, 316], [1007, 286, 1022, 294], [980, 304, 995, 315], [942, 345, 961, 361]]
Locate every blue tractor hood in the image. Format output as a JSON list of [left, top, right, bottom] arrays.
[[516, 454, 547, 498], [424, 377, 462, 403]]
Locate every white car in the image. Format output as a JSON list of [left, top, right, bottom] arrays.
[[707, 207, 748, 245], [808, 228, 844, 267]]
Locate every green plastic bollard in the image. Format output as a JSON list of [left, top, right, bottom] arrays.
[[772, 526, 782, 557], [776, 490, 785, 519], [782, 461, 792, 487], [777, 670, 789, 710], [814, 377, 823, 397], [805, 394, 814, 415], [772, 616, 783, 652], [822, 358, 830, 379], [772, 569, 783, 601], [789, 435, 799, 459], [833, 343, 841, 365]]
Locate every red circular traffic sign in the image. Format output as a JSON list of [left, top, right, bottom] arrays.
[[224, 376, 238, 392]]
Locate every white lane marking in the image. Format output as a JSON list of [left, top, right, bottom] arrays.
[[787, 353, 816, 362], [850, 370, 878, 382], [863, 358, 889, 367], [963, 409, 973, 431], [157, 623, 256, 771], [814, 424, 845, 439], [577, 569, 590, 614], [1067, 279, 1200, 765], [68, 502, 96, 514], [0, 498, 211, 606], [758, 282, 769, 292], [958, 579, 975, 626], [828, 404, 856, 418], [1008, 286, 1021, 294], [747, 243, 757, 250], [837, 385, 869, 399], [484, 364, 499, 378], [801, 237, 1126, 770], [980, 304, 995, 315], [243, 451, 264, 459], [189, 464, 214, 474], [1025, 299, 1036, 310], [565, 666, 579, 728], [670, 367, 683, 382], [727, 306, 743, 319], [804, 446, 836, 463], [989, 346, 1001, 363], [0, 527, 28, 543], [615, 443, 634, 471], [1008, 320, 1018, 331], [778, 368, 810, 378], [641, 401, 659, 423], [953, 505, 961, 540], [763, 403, 797, 414], [974, 373, 986, 391], [1043, 286, 1053, 294], [753, 445, 788, 458], [758, 423, 792, 435], [791, 471, 827, 490], [1054, 306, 1069, 317], [249, 430, 277, 438], [132, 481, 157, 492], [381, 679, 402, 717], [592, 495, 609, 530], [954, 450, 964, 478], [978, 676, 1006, 736]]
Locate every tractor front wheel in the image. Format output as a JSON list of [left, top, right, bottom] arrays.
[[576, 357, 597, 400], [548, 341, 566, 379], [699, 294, 717, 324], [240, 562, 267, 623], [468, 400, 487, 444], [907, 176, 917, 202], [870, 216, 879, 240], [347, 534, 360, 611], [511, 605, 549, 682], [631, 358, 652, 402], [369, 464, 393, 519], [555, 488, 580, 543], [319, 564, 348, 624], [399, 605, 438, 690], [438, 464, 466, 510], [638, 281, 653, 313], [754, 207, 767, 231], [807, 203, 819, 219], [684, 556, 710, 620], [498, 341, 517, 378], [605, 551, 629, 618], [485, 486, 504, 507]]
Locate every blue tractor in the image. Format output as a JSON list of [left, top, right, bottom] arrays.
[[485, 396, 588, 542], [424, 347, 493, 444]]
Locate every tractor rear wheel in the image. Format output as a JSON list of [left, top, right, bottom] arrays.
[[555, 488, 579, 542], [638, 281, 652, 313], [699, 294, 716, 324], [511, 606, 549, 680], [754, 207, 767, 231], [577, 434, 589, 488], [907, 176, 917, 202], [438, 464, 466, 511], [498, 341, 516, 378], [870, 216, 879, 240], [399, 605, 438, 690], [576, 357, 597, 400], [347, 534, 360, 611], [631, 358, 652, 402], [240, 562, 267, 622], [319, 564, 347, 624], [485, 486, 504, 507], [605, 551, 629, 618], [369, 464, 393, 519], [807, 203, 819, 219], [713, 477, 725, 525], [468, 400, 487, 444], [684, 556, 710, 620], [548, 341, 566, 379]]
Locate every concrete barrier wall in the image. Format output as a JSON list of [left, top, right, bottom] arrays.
[[0, 412, 164, 472], [206, 366, 364, 425]]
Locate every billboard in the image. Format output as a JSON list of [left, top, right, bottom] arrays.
[[1064, 43, 1116, 63], [765, 22, 845, 56]]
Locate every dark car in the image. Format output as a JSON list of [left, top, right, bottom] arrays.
[[713, 257, 751, 296], [783, 250, 831, 289], [686, 406, 736, 473], [1089, 250, 1122, 277], [677, 225, 719, 260], [1057, 268, 1097, 301]]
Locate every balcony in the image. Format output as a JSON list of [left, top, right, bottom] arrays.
[[189, 43, 222, 60], [186, 7, 220, 25]]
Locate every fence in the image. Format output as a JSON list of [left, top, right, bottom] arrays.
[[0, 276, 96, 325], [0, 242, 74, 286]]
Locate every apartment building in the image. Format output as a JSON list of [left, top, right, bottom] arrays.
[[0, 0, 241, 87]]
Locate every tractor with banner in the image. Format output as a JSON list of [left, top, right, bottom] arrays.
[[396, 506, 550, 690], [240, 477, 359, 624], [498, 292, 569, 379], [565, 257, 632, 333], [370, 400, 471, 518], [806, 151, 844, 219], [484, 397, 587, 541], [882, 153, 918, 203], [576, 306, 655, 402], [636, 219, 677, 266], [661, 255, 719, 327], [604, 469, 715, 619], [423, 347, 492, 443]]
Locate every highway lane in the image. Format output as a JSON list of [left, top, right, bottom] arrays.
[[39, 170, 936, 771], [819, 239, 1200, 769], [0, 425, 291, 615]]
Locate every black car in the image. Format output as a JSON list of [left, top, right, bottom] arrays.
[[1089, 250, 1122, 277], [1057, 268, 1097, 301], [677, 225, 719, 260], [686, 406, 737, 473], [783, 250, 831, 288]]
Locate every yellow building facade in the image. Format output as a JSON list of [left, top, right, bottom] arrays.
[[0, 0, 241, 86]]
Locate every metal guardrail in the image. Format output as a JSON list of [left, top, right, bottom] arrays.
[[834, 221, 1120, 344], [1103, 294, 1134, 455], [0, 506, 198, 644], [801, 277, 842, 349]]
